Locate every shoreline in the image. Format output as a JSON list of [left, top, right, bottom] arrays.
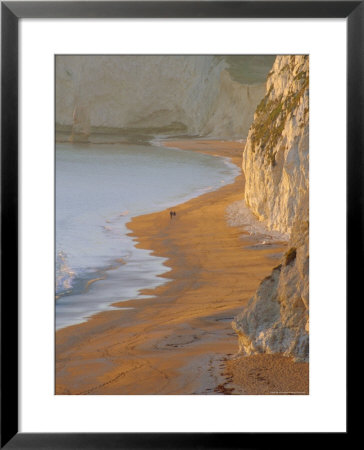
[[56, 139, 308, 395], [55, 139, 238, 330]]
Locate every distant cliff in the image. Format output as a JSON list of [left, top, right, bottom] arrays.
[[233, 55, 309, 362], [55, 55, 272, 141]]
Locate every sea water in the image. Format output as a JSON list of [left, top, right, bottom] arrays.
[[55, 141, 239, 329]]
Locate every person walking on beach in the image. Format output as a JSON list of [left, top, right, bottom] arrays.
[[170, 211, 173, 219]]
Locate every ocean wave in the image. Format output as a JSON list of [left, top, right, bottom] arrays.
[[56, 251, 76, 295]]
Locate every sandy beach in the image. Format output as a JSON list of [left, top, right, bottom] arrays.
[[56, 140, 308, 395]]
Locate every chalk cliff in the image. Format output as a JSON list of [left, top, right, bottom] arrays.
[[233, 55, 309, 362], [55, 55, 272, 141]]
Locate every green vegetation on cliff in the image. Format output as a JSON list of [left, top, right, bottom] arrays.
[[250, 60, 309, 167]]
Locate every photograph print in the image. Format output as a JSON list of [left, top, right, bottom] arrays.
[[55, 55, 309, 395]]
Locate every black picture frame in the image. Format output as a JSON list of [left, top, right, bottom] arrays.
[[1, 1, 356, 448]]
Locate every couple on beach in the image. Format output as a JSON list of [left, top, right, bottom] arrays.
[[170, 211, 177, 219]]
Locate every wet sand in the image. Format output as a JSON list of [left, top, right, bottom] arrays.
[[56, 139, 307, 395]]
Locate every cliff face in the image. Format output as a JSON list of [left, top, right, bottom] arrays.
[[201, 70, 265, 138], [55, 55, 271, 140], [242, 56, 309, 234], [233, 56, 309, 362]]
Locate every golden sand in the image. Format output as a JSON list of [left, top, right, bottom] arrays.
[[56, 140, 308, 395]]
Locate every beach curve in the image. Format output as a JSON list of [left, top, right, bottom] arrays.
[[55, 140, 307, 395]]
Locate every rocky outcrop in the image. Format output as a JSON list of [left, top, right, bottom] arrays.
[[56, 55, 272, 141], [232, 56, 309, 362], [242, 55, 309, 235]]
